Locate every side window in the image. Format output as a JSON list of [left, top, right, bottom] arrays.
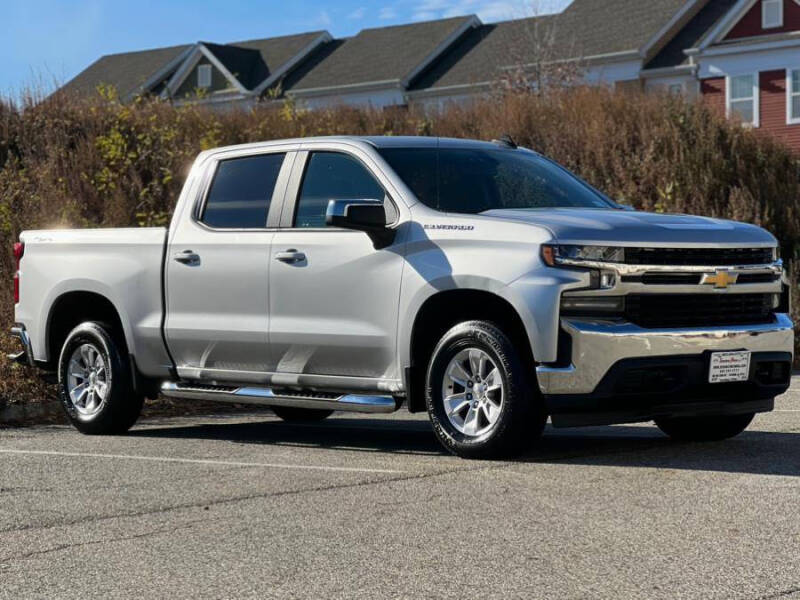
[[201, 153, 285, 229], [294, 152, 385, 228]]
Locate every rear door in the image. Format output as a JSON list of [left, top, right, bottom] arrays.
[[165, 149, 294, 382], [268, 147, 405, 386]]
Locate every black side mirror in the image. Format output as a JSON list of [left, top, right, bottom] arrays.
[[326, 199, 395, 249]]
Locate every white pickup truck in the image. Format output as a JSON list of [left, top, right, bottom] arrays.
[[9, 136, 794, 458]]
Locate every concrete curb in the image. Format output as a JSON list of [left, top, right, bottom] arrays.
[[0, 398, 271, 428], [0, 400, 64, 426]]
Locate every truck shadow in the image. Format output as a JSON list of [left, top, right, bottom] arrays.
[[130, 415, 800, 476]]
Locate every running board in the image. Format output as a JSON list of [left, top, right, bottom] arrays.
[[160, 382, 398, 414]]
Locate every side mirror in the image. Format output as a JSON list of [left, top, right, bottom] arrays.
[[326, 199, 395, 249]]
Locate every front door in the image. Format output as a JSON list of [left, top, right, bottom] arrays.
[[165, 150, 292, 382], [269, 150, 405, 384]]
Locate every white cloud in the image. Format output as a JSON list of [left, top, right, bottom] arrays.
[[410, 0, 568, 23], [348, 6, 367, 19], [412, 10, 437, 21], [315, 10, 332, 26], [415, 0, 453, 10], [379, 6, 398, 19]]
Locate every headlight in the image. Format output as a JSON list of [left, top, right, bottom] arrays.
[[542, 245, 625, 266]]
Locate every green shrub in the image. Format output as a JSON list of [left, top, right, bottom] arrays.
[[1, 87, 798, 404]]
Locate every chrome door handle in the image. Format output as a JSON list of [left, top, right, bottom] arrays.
[[275, 249, 306, 264], [173, 250, 200, 265]]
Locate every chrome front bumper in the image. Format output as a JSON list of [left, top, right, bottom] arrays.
[[537, 313, 795, 395], [8, 324, 35, 367]]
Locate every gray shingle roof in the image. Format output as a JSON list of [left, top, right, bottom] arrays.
[[287, 16, 476, 92], [61, 2, 708, 102], [645, 0, 738, 69], [60, 30, 327, 99], [558, 0, 690, 57], [60, 44, 191, 99], [414, 0, 692, 90], [234, 31, 328, 79]]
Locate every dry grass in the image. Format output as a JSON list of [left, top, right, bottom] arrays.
[[1, 87, 798, 404]]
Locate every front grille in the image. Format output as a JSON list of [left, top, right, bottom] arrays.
[[621, 273, 702, 285], [621, 272, 780, 285], [625, 293, 775, 328], [625, 247, 774, 266]]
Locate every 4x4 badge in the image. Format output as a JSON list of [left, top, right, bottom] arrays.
[[701, 270, 738, 289]]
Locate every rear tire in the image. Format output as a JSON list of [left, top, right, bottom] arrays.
[[272, 406, 334, 422], [425, 320, 546, 459], [57, 322, 143, 435], [655, 413, 755, 442]]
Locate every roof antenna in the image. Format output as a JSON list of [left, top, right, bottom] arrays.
[[492, 134, 517, 149]]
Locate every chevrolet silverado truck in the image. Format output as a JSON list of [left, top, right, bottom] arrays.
[[8, 136, 794, 458]]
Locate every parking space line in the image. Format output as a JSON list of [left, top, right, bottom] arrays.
[[0, 448, 404, 474]]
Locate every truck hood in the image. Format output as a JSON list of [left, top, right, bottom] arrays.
[[481, 208, 776, 246]]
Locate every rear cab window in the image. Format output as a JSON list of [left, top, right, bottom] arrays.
[[201, 153, 286, 228]]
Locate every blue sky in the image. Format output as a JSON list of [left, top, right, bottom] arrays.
[[1, 0, 571, 96]]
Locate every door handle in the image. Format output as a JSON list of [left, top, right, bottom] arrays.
[[275, 249, 306, 264], [173, 250, 200, 265]]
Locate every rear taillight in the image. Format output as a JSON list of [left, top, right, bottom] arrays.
[[13, 241, 24, 304]]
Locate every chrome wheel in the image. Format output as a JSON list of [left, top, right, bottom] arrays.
[[66, 343, 109, 417], [441, 348, 504, 437]]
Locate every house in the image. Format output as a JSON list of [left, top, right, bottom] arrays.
[[283, 16, 479, 109], [60, 0, 800, 151], [643, 0, 800, 151], [62, 31, 332, 107]]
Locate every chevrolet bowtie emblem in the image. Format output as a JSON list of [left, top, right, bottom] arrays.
[[701, 270, 739, 289]]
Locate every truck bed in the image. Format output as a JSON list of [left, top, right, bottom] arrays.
[[16, 227, 173, 377]]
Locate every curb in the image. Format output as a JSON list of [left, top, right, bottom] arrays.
[[0, 400, 64, 426], [0, 398, 270, 428]]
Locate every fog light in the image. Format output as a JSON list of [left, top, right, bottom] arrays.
[[600, 272, 616, 289]]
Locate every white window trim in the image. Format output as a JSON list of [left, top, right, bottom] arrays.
[[762, 0, 784, 29], [668, 83, 685, 95], [726, 72, 760, 128], [789, 68, 800, 125], [197, 64, 212, 89]]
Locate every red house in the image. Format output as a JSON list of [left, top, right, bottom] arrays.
[[643, 0, 800, 151]]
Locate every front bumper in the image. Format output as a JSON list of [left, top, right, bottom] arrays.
[[7, 324, 35, 367], [537, 313, 794, 396]]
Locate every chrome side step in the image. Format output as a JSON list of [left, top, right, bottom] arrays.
[[160, 382, 398, 414]]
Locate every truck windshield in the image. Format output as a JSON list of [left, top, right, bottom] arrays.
[[377, 146, 613, 213]]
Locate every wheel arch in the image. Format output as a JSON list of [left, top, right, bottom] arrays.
[[45, 289, 131, 368], [404, 287, 537, 413]]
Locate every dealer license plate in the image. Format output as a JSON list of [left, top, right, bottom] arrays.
[[708, 351, 751, 383]]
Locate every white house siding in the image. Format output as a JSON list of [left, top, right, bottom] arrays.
[[292, 88, 406, 110], [583, 59, 643, 86], [643, 73, 699, 98], [696, 43, 800, 80]]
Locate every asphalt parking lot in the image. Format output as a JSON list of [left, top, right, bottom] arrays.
[[2, 381, 800, 600]]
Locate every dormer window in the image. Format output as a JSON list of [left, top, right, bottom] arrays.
[[197, 64, 212, 89], [762, 0, 783, 29]]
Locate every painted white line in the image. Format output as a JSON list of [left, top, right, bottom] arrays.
[[0, 448, 403, 475], [773, 409, 800, 412]]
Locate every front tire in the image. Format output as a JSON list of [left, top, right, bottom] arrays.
[[57, 322, 143, 435], [425, 320, 545, 459], [655, 413, 755, 442]]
